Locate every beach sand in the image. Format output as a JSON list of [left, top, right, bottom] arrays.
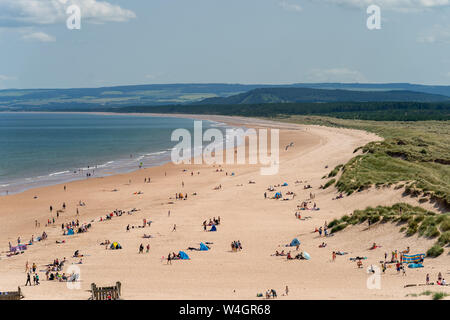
[[0, 115, 448, 300]]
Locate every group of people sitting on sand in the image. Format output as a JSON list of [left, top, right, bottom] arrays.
[[265, 289, 277, 299], [203, 217, 220, 230], [231, 240, 242, 252], [176, 192, 188, 199], [298, 201, 319, 211], [286, 251, 308, 260]]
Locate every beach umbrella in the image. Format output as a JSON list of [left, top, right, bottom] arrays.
[[302, 252, 311, 260]]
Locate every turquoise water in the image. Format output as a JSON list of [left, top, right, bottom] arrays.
[[0, 113, 230, 195]]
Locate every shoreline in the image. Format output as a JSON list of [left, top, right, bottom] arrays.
[[0, 112, 250, 196]]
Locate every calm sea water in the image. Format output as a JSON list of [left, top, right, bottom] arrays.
[[0, 113, 233, 195]]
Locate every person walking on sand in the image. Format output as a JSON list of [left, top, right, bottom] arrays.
[[332, 251, 336, 262], [25, 273, 31, 286], [146, 244, 150, 253], [426, 274, 430, 285], [167, 253, 172, 265], [139, 243, 144, 254], [168, 210, 170, 217], [172, 224, 176, 232], [285, 286, 289, 296]]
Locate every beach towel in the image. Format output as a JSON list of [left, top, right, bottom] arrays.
[[408, 263, 424, 268]]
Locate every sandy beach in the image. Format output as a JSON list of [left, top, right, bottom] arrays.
[[0, 115, 448, 300]]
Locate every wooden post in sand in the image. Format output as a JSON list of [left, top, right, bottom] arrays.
[[90, 282, 122, 300], [0, 287, 24, 300]]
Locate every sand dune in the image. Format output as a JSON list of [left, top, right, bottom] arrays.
[[0, 116, 448, 300]]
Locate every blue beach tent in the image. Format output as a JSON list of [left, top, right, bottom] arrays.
[[200, 242, 209, 251], [67, 229, 74, 235], [209, 225, 217, 232], [179, 251, 190, 260], [290, 238, 300, 246]]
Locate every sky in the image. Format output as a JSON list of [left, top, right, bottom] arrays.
[[0, 0, 450, 89]]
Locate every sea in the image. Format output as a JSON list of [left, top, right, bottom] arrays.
[[0, 112, 242, 195]]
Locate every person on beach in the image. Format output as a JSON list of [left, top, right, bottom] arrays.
[[25, 273, 31, 286], [426, 274, 430, 285], [146, 244, 150, 253], [139, 244, 144, 254], [332, 251, 336, 262], [167, 253, 172, 265], [168, 210, 171, 217], [172, 224, 176, 232], [50, 205, 53, 212], [285, 286, 289, 296]]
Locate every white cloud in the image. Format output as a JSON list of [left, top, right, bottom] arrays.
[[279, 1, 302, 12], [0, 74, 16, 81], [417, 25, 450, 44], [22, 31, 56, 42], [307, 0, 450, 11], [306, 68, 367, 82], [0, 0, 136, 27]]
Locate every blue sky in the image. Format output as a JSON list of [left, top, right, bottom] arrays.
[[0, 0, 450, 89]]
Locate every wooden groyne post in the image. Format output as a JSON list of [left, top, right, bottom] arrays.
[[90, 282, 121, 300], [0, 287, 24, 300]]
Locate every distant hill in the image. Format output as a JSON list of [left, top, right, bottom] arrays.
[[1, 82, 450, 111], [196, 88, 450, 105]]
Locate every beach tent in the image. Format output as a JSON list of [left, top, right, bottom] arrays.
[[275, 192, 282, 199], [110, 242, 122, 250], [282, 182, 288, 186], [67, 229, 74, 235], [302, 252, 311, 260], [200, 242, 209, 251], [179, 251, 190, 260], [290, 238, 300, 246], [209, 225, 217, 232]]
